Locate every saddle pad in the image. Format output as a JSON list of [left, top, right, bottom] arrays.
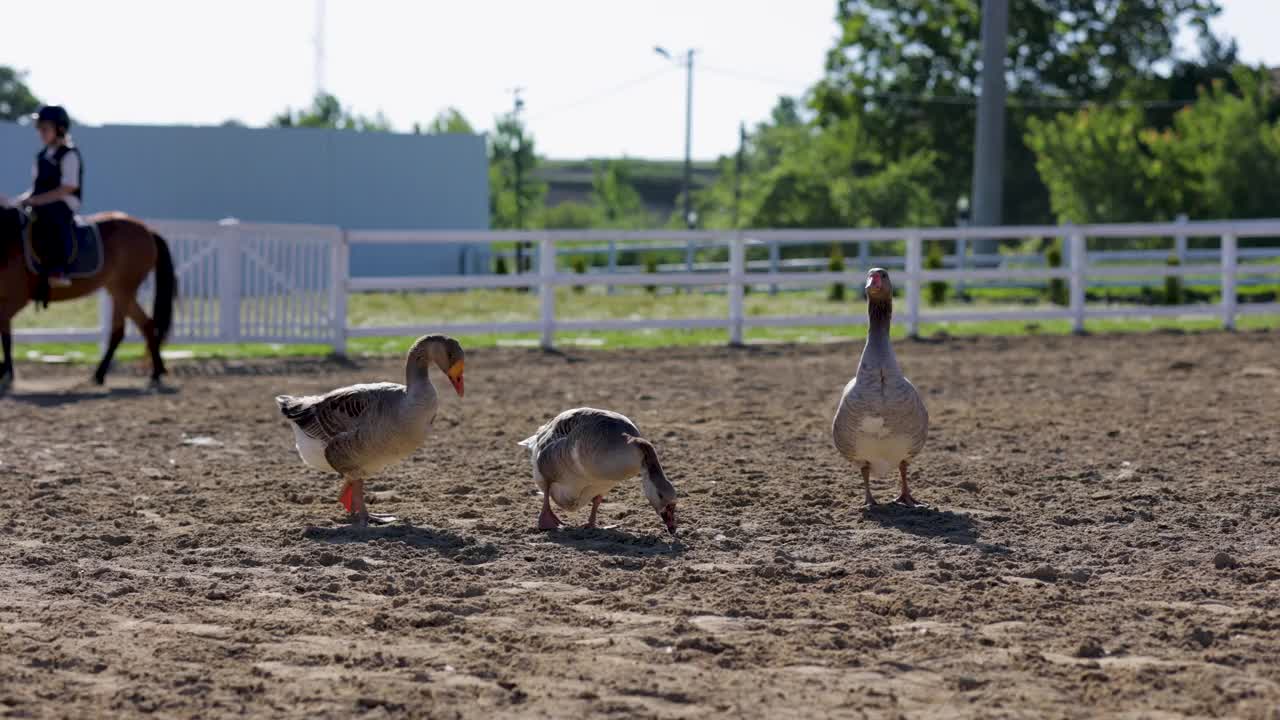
[[24, 217, 103, 278]]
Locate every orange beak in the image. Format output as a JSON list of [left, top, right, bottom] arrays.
[[446, 361, 465, 397]]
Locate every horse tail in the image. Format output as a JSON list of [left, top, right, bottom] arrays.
[[152, 233, 176, 343]]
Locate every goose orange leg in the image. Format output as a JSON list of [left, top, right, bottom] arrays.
[[860, 463, 876, 508], [893, 461, 926, 508], [538, 493, 563, 531], [586, 495, 613, 529], [338, 477, 396, 528]]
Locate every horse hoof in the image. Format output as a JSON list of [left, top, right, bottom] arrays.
[[92, 374, 106, 386]]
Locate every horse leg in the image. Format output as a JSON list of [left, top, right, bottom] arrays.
[[93, 299, 127, 385], [0, 315, 13, 394], [123, 297, 167, 384]]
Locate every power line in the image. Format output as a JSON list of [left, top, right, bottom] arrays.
[[699, 64, 1198, 111], [528, 67, 678, 120]]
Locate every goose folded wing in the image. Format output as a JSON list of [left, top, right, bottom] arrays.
[[277, 383, 401, 443]]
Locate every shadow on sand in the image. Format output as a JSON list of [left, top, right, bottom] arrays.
[[542, 526, 686, 557], [303, 522, 499, 564], [861, 503, 988, 546], [1, 383, 178, 407]]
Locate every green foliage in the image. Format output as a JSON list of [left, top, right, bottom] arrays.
[[827, 244, 846, 302], [1028, 68, 1280, 223], [0, 66, 41, 122], [1025, 106, 1159, 222], [540, 201, 599, 229], [1165, 254, 1184, 305], [494, 256, 509, 275], [925, 243, 947, 306], [590, 160, 652, 228], [271, 93, 392, 132], [1045, 241, 1068, 306], [700, 107, 941, 230], [809, 0, 1225, 226], [423, 107, 475, 135], [489, 112, 547, 230], [644, 257, 659, 294], [571, 257, 588, 294]]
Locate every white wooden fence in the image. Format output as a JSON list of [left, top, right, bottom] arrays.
[[14, 218, 1280, 354]]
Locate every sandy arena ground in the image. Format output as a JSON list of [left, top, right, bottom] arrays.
[[1, 331, 1278, 719]]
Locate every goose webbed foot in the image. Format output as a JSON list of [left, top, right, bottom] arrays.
[[893, 461, 928, 508], [891, 493, 928, 508], [538, 495, 563, 531]]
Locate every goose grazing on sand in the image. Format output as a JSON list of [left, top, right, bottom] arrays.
[[275, 335, 464, 527], [832, 268, 930, 507], [519, 408, 677, 535]]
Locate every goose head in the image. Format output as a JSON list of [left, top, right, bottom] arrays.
[[641, 471, 678, 536], [627, 434, 677, 535], [865, 267, 892, 303], [408, 335, 465, 396]]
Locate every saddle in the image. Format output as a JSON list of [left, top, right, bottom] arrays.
[[22, 213, 104, 279]]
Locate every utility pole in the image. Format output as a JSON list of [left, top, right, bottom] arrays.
[[655, 46, 698, 229], [971, 0, 1009, 260], [510, 88, 528, 275], [681, 48, 695, 230], [313, 0, 326, 97], [732, 122, 745, 228]]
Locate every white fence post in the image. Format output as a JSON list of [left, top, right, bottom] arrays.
[[904, 234, 921, 337], [728, 232, 746, 346], [1221, 233, 1237, 330], [218, 222, 241, 343], [1069, 230, 1086, 333], [539, 233, 556, 350], [606, 238, 617, 296], [1174, 213, 1188, 264], [330, 230, 348, 356], [768, 240, 780, 296]]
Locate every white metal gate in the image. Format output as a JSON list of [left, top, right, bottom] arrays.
[[125, 220, 340, 344]]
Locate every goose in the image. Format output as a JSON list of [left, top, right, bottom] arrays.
[[275, 334, 464, 527], [832, 268, 930, 507], [519, 408, 677, 535]]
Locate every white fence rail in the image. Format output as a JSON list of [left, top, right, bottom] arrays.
[[14, 218, 1280, 354]]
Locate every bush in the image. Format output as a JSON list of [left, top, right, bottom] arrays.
[[495, 256, 509, 275], [644, 257, 658, 294], [925, 242, 947, 306], [828, 244, 846, 302], [1045, 241, 1068, 306], [571, 256, 588, 294], [1164, 254, 1184, 305]]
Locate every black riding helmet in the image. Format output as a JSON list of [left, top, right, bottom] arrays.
[[32, 105, 71, 132]]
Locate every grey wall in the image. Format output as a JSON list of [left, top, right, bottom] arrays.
[[0, 123, 490, 276]]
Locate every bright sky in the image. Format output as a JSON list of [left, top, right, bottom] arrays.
[[2, 0, 1275, 161]]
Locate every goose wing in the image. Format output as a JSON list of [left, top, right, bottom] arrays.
[[276, 382, 404, 443]]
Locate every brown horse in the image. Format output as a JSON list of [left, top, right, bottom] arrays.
[[0, 206, 176, 393]]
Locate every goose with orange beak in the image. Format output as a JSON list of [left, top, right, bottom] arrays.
[[276, 334, 465, 527]]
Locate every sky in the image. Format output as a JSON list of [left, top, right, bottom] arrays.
[[1, 0, 1276, 161]]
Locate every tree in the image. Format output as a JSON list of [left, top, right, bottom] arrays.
[[698, 104, 940, 230], [488, 112, 546, 230], [590, 160, 650, 228], [541, 200, 600, 229], [0, 66, 41, 122], [810, 0, 1226, 225], [271, 93, 392, 132], [423, 107, 475, 135], [1026, 67, 1280, 223]]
